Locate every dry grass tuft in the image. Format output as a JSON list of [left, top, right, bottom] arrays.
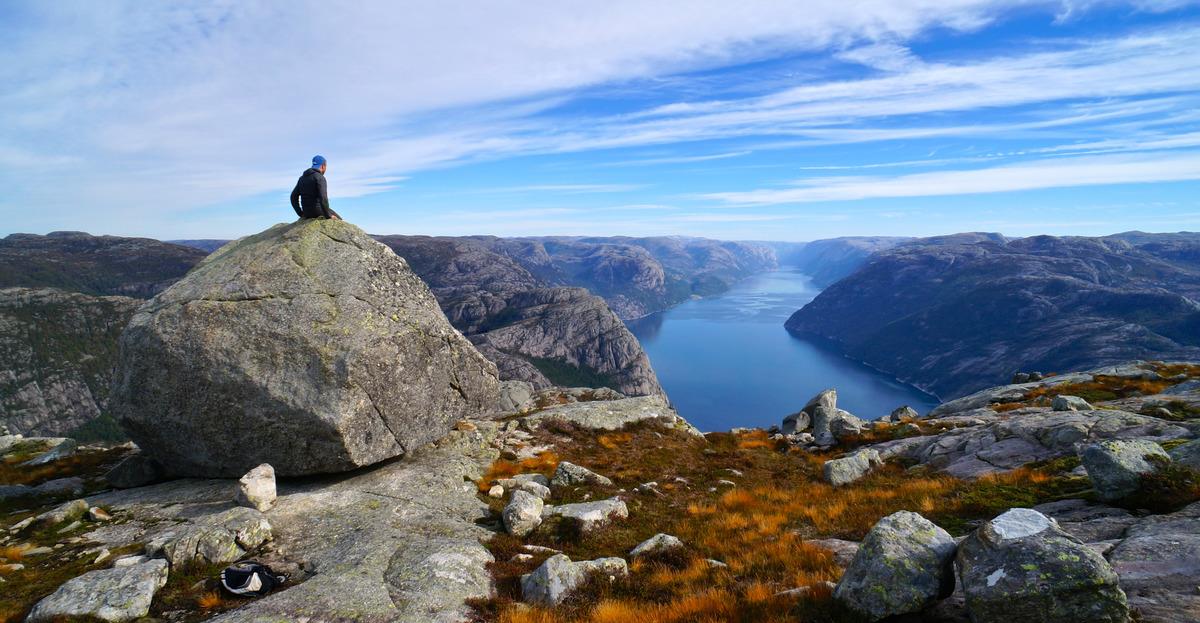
[[478, 451, 560, 492], [197, 590, 225, 609], [0, 545, 27, 562]]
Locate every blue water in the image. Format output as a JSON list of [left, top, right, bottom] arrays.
[[626, 268, 939, 432]]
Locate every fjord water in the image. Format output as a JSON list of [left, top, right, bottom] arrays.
[[627, 268, 939, 432]]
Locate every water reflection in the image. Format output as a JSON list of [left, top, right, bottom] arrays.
[[627, 269, 939, 432]]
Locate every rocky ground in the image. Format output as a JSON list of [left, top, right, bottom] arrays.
[[3, 361, 1199, 622]]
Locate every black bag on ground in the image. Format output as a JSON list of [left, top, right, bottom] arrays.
[[220, 562, 287, 596]]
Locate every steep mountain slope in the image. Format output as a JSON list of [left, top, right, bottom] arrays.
[[375, 235, 663, 396], [786, 232, 1200, 399], [0, 231, 207, 298], [0, 288, 141, 435]]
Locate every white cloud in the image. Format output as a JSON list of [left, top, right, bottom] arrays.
[[702, 151, 1200, 205]]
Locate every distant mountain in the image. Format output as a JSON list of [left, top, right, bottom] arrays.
[[763, 237, 910, 287], [431, 235, 777, 319], [375, 235, 663, 396], [0, 231, 207, 298], [786, 232, 1200, 399]]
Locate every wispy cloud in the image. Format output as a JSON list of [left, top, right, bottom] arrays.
[[703, 151, 1200, 205]]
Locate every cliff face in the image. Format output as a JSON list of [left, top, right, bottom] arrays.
[[0, 288, 141, 435], [375, 235, 664, 396], [0, 231, 206, 298], [786, 232, 1200, 399]]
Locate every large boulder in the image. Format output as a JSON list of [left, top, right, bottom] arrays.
[[833, 511, 956, 620], [957, 508, 1129, 623], [110, 220, 500, 477], [1081, 439, 1170, 501]]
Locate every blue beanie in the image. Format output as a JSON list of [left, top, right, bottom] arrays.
[[312, 155, 326, 168]]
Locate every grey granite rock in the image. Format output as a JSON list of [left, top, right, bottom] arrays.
[[545, 498, 628, 532], [957, 508, 1128, 623], [110, 220, 500, 477], [1082, 439, 1170, 501], [550, 461, 613, 488], [521, 553, 629, 606], [1052, 395, 1093, 411], [91, 425, 501, 623], [833, 511, 957, 621], [26, 559, 169, 622], [520, 394, 701, 436], [1167, 438, 1200, 469], [145, 506, 272, 567], [629, 533, 683, 559], [503, 490, 544, 537], [235, 463, 276, 512], [823, 449, 883, 486]]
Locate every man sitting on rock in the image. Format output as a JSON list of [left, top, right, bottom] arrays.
[[290, 155, 342, 220]]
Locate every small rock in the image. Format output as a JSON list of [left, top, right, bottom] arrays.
[[88, 507, 113, 522], [510, 553, 534, 563], [544, 498, 628, 532], [957, 508, 1128, 623], [629, 533, 684, 559], [823, 449, 883, 487], [1052, 395, 1094, 412], [453, 420, 477, 432], [522, 545, 561, 555], [807, 538, 860, 568], [705, 558, 728, 569], [94, 548, 111, 564], [25, 559, 170, 622], [499, 473, 551, 489], [550, 462, 613, 488], [503, 490, 544, 537], [488, 485, 504, 498], [515, 480, 551, 501], [33, 499, 90, 530], [1081, 439, 1170, 501], [235, 463, 277, 512], [834, 511, 956, 621], [57, 520, 83, 534], [890, 405, 920, 421], [829, 410, 868, 438], [112, 555, 149, 567], [716, 479, 736, 487]]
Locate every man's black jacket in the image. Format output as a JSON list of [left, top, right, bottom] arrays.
[[290, 167, 332, 218]]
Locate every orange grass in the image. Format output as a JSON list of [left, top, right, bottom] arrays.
[[478, 451, 560, 492], [197, 591, 225, 609], [0, 545, 27, 562]]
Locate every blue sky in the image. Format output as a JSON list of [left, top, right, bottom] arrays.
[[2, 1, 1199, 241]]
